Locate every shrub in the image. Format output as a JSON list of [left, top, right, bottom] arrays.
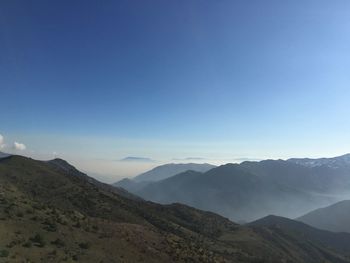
[[79, 242, 90, 249], [51, 238, 65, 248], [0, 249, 9, 257], [22, 241, 32, 248], [30, 234, 45, 247]]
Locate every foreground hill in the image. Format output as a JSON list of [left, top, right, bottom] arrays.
[[249, 215, 350, 262], [2, 155, 350, 262], [297, 200, 350, 233], [129, 155, 350, 221]]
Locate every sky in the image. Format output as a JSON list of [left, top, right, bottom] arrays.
[[1, 0, 350, 182]]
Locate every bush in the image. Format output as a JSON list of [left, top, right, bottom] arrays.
[[51, 238, 65, 248], [0, 249, 9, 257], [22, 241, 32, 248], [30, 234, 45, 247], [79, 242, 90, 249]]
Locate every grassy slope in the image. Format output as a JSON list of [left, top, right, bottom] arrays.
[[1, 155, 350, 263]]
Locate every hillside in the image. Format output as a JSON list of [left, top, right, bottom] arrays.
[[2, 155, 350, 262], [250, 215, 350, 260], [297, 200, 350, 233]]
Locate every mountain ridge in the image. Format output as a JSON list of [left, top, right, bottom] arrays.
[[126, 154, 350, 221]]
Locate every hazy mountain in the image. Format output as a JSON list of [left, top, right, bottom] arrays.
[[0, 151, 11, 158], [133, 163, 216, 182], [297, 200, 350, 233], [2, 155, 350, 262], [240, 158, 350, 193], [114, 163, 216, 193], [136, 163, 336, 221], [130, 155, 350, 222], [114, 178, 150, 193]]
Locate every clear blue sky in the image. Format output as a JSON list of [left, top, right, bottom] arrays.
[[1, 0, 350, 181]]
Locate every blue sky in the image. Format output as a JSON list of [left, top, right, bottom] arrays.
[[1, 0, 350, 181]]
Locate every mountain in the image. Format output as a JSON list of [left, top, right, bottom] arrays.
[[130, 155, 350, 222], [0, 151, 11, 159], [135, 162, 339, 221], [297, 200, 350, 233], [133, 163, 216, 182], [288, 153, 350, 169], [114, 178, 151, 193], [241, 158, 350, 193], [3, 155, 350, 262]]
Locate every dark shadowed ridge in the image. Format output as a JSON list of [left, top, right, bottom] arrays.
[[48, 158, 141, 201], [249, 215, 350, 257]]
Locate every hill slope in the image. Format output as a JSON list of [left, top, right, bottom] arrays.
[[2, 155, 350, 262], [297, 200, 350, 233], [250, 215, 350, 261]]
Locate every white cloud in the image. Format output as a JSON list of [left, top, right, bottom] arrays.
[[0, 134, 4, 149], [14, 142, 26, 151]]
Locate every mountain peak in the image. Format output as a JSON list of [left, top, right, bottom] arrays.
[[133, 162, 216, 182]]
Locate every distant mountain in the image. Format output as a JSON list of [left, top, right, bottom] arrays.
[[127, 154, 350, 222], [136, 163, 337, 221], [133, 163, 216, 182], [114, 178, 150, 193], [0, 151, 11, 158], [288, 153, 350, 169], [3, 155, 350, 262], [240, 158, 350, 193], [114, 162, 216, 194], [297, 200, 350, 233]]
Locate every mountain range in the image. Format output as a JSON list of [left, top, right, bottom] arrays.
[[116, 154, 350, 222], [2, 154, 350, 262]]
